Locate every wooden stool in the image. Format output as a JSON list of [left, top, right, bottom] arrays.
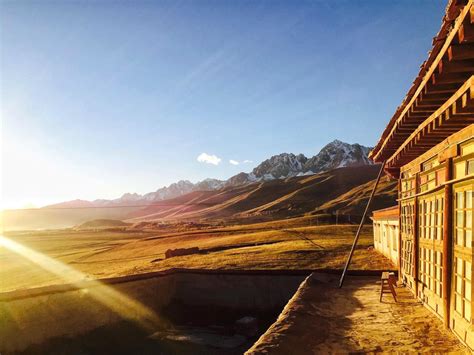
[[380, 271, 397, 302]]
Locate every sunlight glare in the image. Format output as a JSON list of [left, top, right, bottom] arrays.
[[0, 235, 165, 332]]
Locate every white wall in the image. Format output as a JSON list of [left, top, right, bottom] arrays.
[[373, 220, 399, 266]]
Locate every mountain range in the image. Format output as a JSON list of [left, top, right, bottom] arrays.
[[1, 140, 392, 230], [48, 140, 373, 208]]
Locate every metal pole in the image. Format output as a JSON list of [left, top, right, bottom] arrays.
[[339, 161, 386, 288]]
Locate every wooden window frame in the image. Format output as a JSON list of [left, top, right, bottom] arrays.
[[453, 180, 474, 324]]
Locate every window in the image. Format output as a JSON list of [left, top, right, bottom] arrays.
[[454, 145, 474, 179], [418, 192, 444, 299], [401, 176, 416, 198], [392, 226, 397, 251], [461, 139, 474, 156], [419, 194, 444, 241], [401, 239, 414, 277], [453, 182, 473, 324], [455, 188, 473, 248], [401, 201, 415, 280], [454, 257, 472, 322], [401, 202, 415, 236], [419, 172, 436, 192], [467, 160, 474, 175], [419, 157, 445, 192], [422, 157, 439, 172], [419, 248, 443, 297], [374, 223, 381, 243]]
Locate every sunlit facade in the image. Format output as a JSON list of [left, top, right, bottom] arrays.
[[372, 206, 399, 266], [369, 0, 474, 349]]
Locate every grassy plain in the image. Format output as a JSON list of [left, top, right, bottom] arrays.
[[1, 218, 393, 293]]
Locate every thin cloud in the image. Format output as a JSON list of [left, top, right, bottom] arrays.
[[197, 153, 221, 166], [229, 159, 239, 165], [243, 160, 253, 163]]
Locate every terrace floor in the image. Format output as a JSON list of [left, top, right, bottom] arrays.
[[246, 274, 467, 354]]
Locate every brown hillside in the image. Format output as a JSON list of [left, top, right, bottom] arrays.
[[127, 165, 397, 223], [314, 175, 397, 216]]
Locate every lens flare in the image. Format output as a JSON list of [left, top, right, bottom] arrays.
[[0, 235, 164, 332]]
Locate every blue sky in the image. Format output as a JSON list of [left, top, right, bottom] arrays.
[[1, 0, 446, 208]]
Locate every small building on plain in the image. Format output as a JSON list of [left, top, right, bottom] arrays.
[[372, 206, 399, 266]]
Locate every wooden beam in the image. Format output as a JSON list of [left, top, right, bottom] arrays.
[[406, 111, 429, 118], [442, 158, 453, 328], [398, 178, 402, 283], [413, 175, 420, 298], [447, 43, 474, 61], [420, 91, 452, 101], [413, 102, 443, 110], [425, 81, 463, 94], [458, 22, 474, 43], [438, 59, 474, 74], [432, 72, 470, 85]]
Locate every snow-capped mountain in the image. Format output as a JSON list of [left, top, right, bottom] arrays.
[[224, 140, 372, 185], [46, 140, 372, 208], [92, 179, 227, 207], [141, 180, 196, 201], [303, 140, 372, 174], [194, 178, 226, 191], [251, 153, 308, 180]]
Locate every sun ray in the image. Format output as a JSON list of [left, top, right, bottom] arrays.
[[0, 235, 165, 332]]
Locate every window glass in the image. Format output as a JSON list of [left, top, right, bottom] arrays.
[[467, 160, 474, 175], [461, 140, 474, 156], [456, 162, 466, 179]]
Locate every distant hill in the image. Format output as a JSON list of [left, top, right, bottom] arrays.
[[0, 205, 140, 231], [75, 219, 131, 229]]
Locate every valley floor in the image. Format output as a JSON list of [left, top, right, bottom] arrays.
[[0, 220, 391, 292]]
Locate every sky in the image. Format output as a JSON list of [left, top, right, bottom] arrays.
[[1, 0, 447, 209]]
